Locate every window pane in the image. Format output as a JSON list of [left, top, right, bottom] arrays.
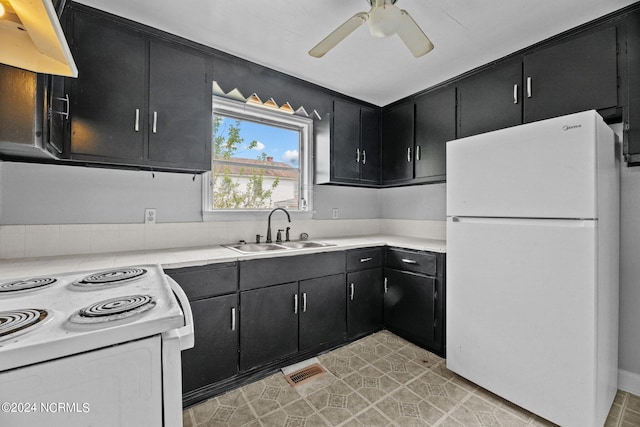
[[212, 115, 300, 210]]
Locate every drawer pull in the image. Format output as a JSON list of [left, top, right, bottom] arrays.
[[152, 111, 158, 133], [360, 257, 373, 263], [350, 283, 355, 300], [231, 307, 236, 331], [401, 258, 418, 264]]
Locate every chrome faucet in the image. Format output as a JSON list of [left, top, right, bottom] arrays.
[[266, 208, 291, 243]]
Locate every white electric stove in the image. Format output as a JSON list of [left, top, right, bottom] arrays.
[[0, 264, 194, 427]]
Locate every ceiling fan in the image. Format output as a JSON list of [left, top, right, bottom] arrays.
[[309, 0, 434, 58]]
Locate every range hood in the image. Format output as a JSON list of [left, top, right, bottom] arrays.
[[0, 0, 77, 77]]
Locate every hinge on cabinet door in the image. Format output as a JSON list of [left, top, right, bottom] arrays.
[[384, 277, 388, 293]]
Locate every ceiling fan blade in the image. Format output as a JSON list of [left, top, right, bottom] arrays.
[[397, 10, 434, 58], [309, 12, 368, 58]]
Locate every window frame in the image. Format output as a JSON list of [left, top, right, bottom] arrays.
[[203, 95, 314, 220]]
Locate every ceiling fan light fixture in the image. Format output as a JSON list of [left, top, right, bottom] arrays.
[[368, 3, 401, 38]]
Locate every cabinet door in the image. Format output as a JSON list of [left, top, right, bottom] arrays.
[[299, 274, 346, 351], [332, 99, 361, 182], [182, 294, 238, 393], [524, 26, 618, 123], [360, 106, 381, 184], [414, 86, 456, 181], [382, 102, 414, 184], [457, 58, 523, 138], [240, 282, 298, 371], [70, 11, 146, 161], [347, 268, 383, 339], [148, 40, 210, 169], [384, 268, 435, 348]]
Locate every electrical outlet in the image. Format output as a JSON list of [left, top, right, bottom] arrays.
[[332, 208, 338, 219], [145, 208, 156, 224]]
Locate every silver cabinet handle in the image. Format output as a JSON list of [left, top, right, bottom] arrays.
[[401, 258, 418, 264], [302, 292, 307, 312], [384, 277, 388, 293], [513, 84, 518, 104], [350, 283, 355, 301], [362, 150, 366, 165], [231, 307, 236, 331], [294, 294, 298, 314], [356, 148, 360, 163], [416, 145, 421, 161], [360, 257, 372, 263], [407, 147, 412, 162], [135, 109, 140, 132], [152, 111, 158, 133], [526, 77, 532, 98]]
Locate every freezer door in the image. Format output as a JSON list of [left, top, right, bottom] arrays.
[[446, 216, 604, 427], [447, 110, 611, 219]]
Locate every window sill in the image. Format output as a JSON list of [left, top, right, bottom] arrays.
[[203, 210, 314, 222]]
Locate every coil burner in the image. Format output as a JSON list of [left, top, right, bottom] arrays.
[[69, 295, 156, 324], [0, 278, 57, 293], [72, 268, 147, 289], [0, 309, 49, 340]]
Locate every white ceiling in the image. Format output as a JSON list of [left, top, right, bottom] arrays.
[[74, 0, 636, 106]]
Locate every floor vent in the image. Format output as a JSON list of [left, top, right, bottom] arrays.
[[284, 363, 326, 387]]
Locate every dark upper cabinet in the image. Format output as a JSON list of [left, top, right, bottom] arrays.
[[317, 99, 380, 186], [414, 86, 456, 182], [147, 40, 209, 167], [360, 106, 381, 184], [457, 57, 523, 138], [381, 101, 414, 184], [331, 99, 361, 182], [523, 26, 618, 123], [69, 11, 146, 161], [66, 7, 211, 171], [624, 9, 640, 164]]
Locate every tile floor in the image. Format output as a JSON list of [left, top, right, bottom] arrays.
[[182, 330, 640, 426]]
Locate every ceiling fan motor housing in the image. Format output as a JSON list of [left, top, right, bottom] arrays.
[[368, 0, 402, 37]]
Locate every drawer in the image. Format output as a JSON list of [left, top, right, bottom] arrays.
[[165, 262, 238, 300], [239, 251, 345, 290], [347, 247, 384, 271], [386, 247, 437, 276]]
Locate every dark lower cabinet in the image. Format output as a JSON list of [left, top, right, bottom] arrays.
[[347, 268, 384, 339], [384, 268, 435, 347], [239, 282, 299, 371], [384, 248, 446, 357], [299, 274, 346, 351], [183, 294, 238, 392]]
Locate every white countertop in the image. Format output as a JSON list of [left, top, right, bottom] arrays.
[[0, 235, 446, 279]]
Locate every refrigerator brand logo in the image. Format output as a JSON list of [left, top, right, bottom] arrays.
[[562, 124, 582, 131]]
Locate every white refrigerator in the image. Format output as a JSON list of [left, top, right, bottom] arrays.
[[446, 110, 619, 427]]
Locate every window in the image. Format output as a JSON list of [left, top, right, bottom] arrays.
[[204, 96, 312, 214]]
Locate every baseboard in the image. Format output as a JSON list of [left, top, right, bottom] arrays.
[[618, 369, 640, 395]]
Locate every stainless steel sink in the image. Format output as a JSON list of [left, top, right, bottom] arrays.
[[277, 241, 335, 249], [224, 241, 335, 254], [225, 243, 286, 253]]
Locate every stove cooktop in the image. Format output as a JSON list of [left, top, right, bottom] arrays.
[[0, 265, 184, 372]]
